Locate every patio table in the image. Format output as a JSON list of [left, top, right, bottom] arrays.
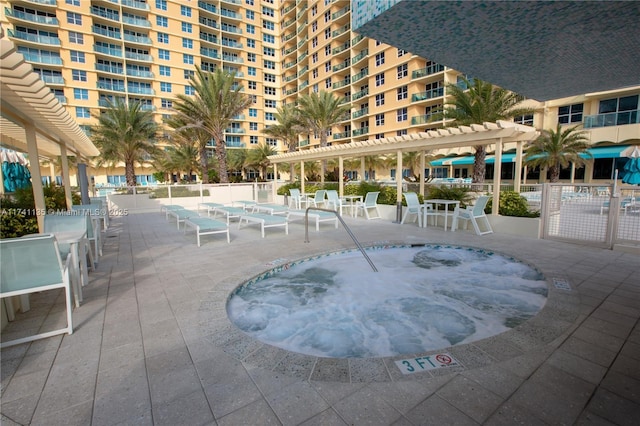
[[424, 199, 460, 231]]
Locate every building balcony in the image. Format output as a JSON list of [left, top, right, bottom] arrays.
[[200, 18, 218, 30], [283, 18, 296, 29], [333, 59, 351, 72], [297, 22, 308, 35], [352, 88, 368, 101], [127, 86, 154, 95], [232, 114, 245, 120], [54, 95, 67, 104], [124, 33, 152, 45], [299, 139, 310, 147], [98, 82, 126, 92], [220, 8, 241, 20], [20, 52, 62, 65], [352, 107, 368, 119], [122, 16, 151, 28], [127, 69, 154, 79], [297, 36, 308, 48], [282, 3, 296, 14], [283, 45, 296, 55], [332, 4, 350, 20], [90, 6, 120, 22], [92, 26, 122, 40], [5, 7, 59, 26], [283, 32, 296, 42], [220, 24, 242, 35], [125, 51, 152, 62], [584, 110, 639, 128], [352, 127, 369, 137], [201, 47, 220, 59], [198, 1, 217, 14], [332, 41, 350, 55], [332, 23, 350, 39], [284, 73, 298, 82], [411, 87, 444, 102], [351, 34, 365, 46], [332, 78, 350, 89], [412, 64, 445, 79], [298, 52, 308, 62], [139, 104, 156, 111], [284, 59, 297, 69], [96, 63, 124, 75], [333, 132, 349, 140], [22, 0, 57, 7], [411, 114, 437, 125], [298, 65, 308, 75], [222, 54, 243, 63], [223, 68, 243, 77], [296, 4, 308, 18], [7, 29, 60, 46], [225, 140, 245, 148], [221, 0, 241, 7], [200, 32, 218, 44], [120, 0, 150, 11], [94, 44, 123, 57], [40, 75, 65, 85], [298, 80, 308, 91], [352, 68, 368, 83], [352, 48, 368, 64], [225, 128, 245, 134], [221, 40, 243, 49]]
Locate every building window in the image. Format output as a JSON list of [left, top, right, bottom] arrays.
[[264, 87, 276, 95], [312, 52, 318, 63], [558, 103, 583, 124], [182, 38, 193, 49], [160, 82, 172, 93], [397, 49, 407, 57], [265, 73, 276, 83], [324, 28, 331, 39], [246, 0, 254, 5], [184, 70, 194, 79], [72, 70, 87, 81], [263, 47, 275, 57], [248, 81, 257, 90], [74, 88, 88, 100], [182, 22, 192, 33], [181, 5, 192, 17], [158, 49, 170, 60], [324, 10, 331, 22], [263, 20, 275, 31], [159, 65, 170, 76], [248, 67, 257, 76], [185, 86, 195, 95], [312, 68, 318, 78], [183, 54, 194, 64], [76, 107, 90, 118], [70, 51, 85, 63], [157, 16, 168, 27], [323, 45, 331, 57], [264, 60, 276, 70], [155, 0, 167, 11], [247, 123, 258, 132], [375, 93, 385, 106], [312, 37, 318, 48], [247, 24, 255, 34], [514, 114, 534, 126], [312, 21, 318, 32], [262, 6, 275, 17], [265, 112, 275, 121], [375, 52, 385, 66], [67, 12, 81, 25], [247, 39, 255, 48], [397, 63, 408, 79], [599, 95, 639, 117], [68, 32, 83, 44], [248, 53, 256, 62], [265, 99, 276, 108], [250, 136, 258, 144], [246, 10, 254, 19], [397, 129, 408, 136], [249, 108, 257, 117], [66, 0, 80, 5], [397, 85, 408, 100], [325, 78, 331, 89], [161, 99, 173, 108], [375, 113, 385, 126], [157, 32, 169, 43], [397, 107, 408, 122], [375, 73, 385, 87], [263, 34, 275, 44]]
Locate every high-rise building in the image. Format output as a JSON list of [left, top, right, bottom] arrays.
[[1, 0, 637, 185]]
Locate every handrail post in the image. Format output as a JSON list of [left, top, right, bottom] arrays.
[[304, 207, 378, 272]]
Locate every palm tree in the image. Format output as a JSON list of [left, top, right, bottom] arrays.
[[171, 66, 252, 183], [297, 91, 352, 179], [226, 149, 246, 181], [263, 104, 302, 182], [524, 124, 592, 182], [167, 142, 200, 182], [363, 155, 386, 181], [434, 77, 534, 183], [246, 143, 276, 180], [92, 100, 158, 187], [165, 114, 213, 183]]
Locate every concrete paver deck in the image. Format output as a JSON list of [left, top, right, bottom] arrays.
[[1, 211, 639, 425]]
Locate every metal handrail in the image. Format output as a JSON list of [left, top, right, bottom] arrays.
[[303, 207, 378, 272]]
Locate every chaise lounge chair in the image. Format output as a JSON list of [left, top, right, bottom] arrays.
[[452, 195, 493, 235], [184, 217, 230, 246], [238, 213, 288, 238]]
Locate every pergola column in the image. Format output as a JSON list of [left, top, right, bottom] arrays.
[[300, 161, 305, 194], [396, 149, 403, 222], [59, 144, 73, 209], [491, 138, 503, 215], [25, 123, 46, 231], [419, 150, 426, 196], [338, 156, 344, 196], [514, 141, 524, 192]]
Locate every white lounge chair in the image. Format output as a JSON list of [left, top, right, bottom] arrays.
[[325, 190, 345, 215], [452, 196, 493, 235], [289, 188, 309, 209], [401, 192, 424, 227], [238, 213, 288, 238], [210, 206, 246, 224], [354, 191, 381, 219], [251, 203, 290, 215], [287, 209, 339, 231], [1, 234, 73, 348], [167, 208, 200, 229], [307, 189, 327, 208], [184, 217, 230, 246]]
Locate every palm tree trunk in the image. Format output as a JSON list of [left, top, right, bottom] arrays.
[[125, 161, 136, 187], [215, 134, 229, 183], [473, 145, 487, 183]]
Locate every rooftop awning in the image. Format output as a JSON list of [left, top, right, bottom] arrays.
[[584, 145, 631, 159], [268, 121, 539, 164], [0, 37, 99, 160]]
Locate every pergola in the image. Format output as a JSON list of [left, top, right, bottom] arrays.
[[268, 120, 539, 218], [1, 36, 100, 230]]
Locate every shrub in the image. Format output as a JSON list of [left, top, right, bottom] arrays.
[[425, 186, 474, 208], [485, 191, 540, 217]]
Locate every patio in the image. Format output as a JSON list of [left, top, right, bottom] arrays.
[[1, 211, 639, 425]]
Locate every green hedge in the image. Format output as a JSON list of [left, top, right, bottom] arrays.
[[149, 187, 210, 198]]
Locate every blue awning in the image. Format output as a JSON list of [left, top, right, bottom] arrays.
[[486, 153, 516, 163], [583, 145, 630, 159]]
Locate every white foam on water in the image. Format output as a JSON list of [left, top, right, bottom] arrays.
[[227, 246, 548, 358]]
